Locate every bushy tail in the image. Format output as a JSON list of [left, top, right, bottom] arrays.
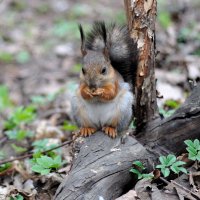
[[85, 21, 138, 84]]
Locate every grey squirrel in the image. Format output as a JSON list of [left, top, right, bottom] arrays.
[[71, 21, 138, 138]]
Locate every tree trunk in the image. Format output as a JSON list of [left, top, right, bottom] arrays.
[[124, 0, 160, 132]]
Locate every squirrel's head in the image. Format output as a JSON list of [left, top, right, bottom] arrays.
[[78, 23, 115, 90], [80, 50, 115, 90]]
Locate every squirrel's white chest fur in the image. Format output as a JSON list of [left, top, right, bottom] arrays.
[[72, 82, 134, 131]]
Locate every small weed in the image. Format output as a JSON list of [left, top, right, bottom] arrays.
[[0, 162, 12, 173], [164, 99, 180, 109], [159, 108, 175, 118], [62, 121, 78, 131], [185, 139, 200, 161], [156, 154, 187, 177], [130, 161, 154, 180], [4, 106, 36, 130], [31, 155, 64, 175], [158, 11, 171, 29], [0, 85, 13, 110], [10, 194, 24, 200], [0, 52, 14, 63], [11, 144, 27, 153], [15, 51, 30, 64], [5, 129, 33, 141]]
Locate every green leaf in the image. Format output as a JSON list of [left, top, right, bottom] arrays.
[[0, 85, 13, 110], [188, 153, 198, 161], [187, 146, 198, 156], [166, 154, 176, 166], [196, 151, 200, 161], [11, 144, 27, 153], [194, 139, 200, 149], [172, 161, 186, 167], [5, 129, 31, 141], [31, 95, 46, 105], [40, 168, 51, 175], [10, 194, 24, 200], [130, 168, 140, 175], [15, 51, 30, 64], [178, 167, 187, 174], [36, 156, 54, 168], [31, 164, 45, 173], [51, 155, 62, 169], [142, 173, 154, 179], [184, 140, 195, 148], [161, 168, 170, 177], [32, 139, 57, 152], [71, 64, 81, 73], [164, 99, 180, 109], [158, 11, 171, 29], [0, 51, 14, 63], [0, 163, 12, 172], [132, 161, 145, 170], [156, 164, 166, 169], [159, 156, 168, 165], [4, 106, 36, 130], [170, 165, 180, 174], [62, 121, 78, 131]]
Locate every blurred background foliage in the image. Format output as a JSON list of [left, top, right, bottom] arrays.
[[0, 0, 200, 120]]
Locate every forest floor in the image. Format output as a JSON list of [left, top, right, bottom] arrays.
[[0, 0, 200, 199]]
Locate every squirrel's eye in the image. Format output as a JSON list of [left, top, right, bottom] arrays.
[[82, 68, 85, 75], [101, 67, 106, 75]]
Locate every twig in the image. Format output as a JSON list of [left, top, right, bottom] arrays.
[[0, 139, 74, 165], [159, 177, 170, 184], [171, 180, 200, 199]]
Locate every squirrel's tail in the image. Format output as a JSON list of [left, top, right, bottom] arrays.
[[85, 21, 138, 85]]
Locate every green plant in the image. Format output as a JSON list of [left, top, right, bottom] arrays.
[[0, 52, 14, 63], [0, 85, 13, 110], [15, 50, 30, 64], [156, 154, 187, 177], [0, 151, 5, 160], [5, 129, 33, 141], [164, 99, 180, 109], [130, 161, 154, 180], [185, 139, 200, 161], [11, 144, 27, 153], [4, 106, 36, 130], [159, 108, 175, 118], [52, 20, 79, 39], [10, 194, 24, 200], [32, 139, 58, 153], [62, 121, 78, 131], [31, 155, 63, 175], [31, 92, 57, 105], [0, 163, 12, 172], [158, 11, 171, 29]]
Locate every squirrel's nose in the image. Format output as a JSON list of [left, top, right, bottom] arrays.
[[89, 82, 97, 89]]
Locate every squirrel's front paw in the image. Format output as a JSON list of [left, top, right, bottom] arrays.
[[80, 127, 96, 137], [102, 127, 117, 138], [92, 88, 104, 96]]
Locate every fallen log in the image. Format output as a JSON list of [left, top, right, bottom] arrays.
[[55, 84, 200, 200]]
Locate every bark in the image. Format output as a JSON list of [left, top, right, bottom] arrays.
[[124, 0, 160, 131]]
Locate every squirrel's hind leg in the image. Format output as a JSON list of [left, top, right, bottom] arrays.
[[102, 127, 117, 138], [80, 127, 97, 137]]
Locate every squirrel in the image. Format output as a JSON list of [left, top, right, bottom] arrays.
[[71, 21, 138, 138]]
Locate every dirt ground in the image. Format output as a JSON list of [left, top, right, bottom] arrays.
[[0, 0, 200, 199]]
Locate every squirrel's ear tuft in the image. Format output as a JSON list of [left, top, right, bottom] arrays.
[[101, 22, 109, 61], [78, 24, 87, 56]]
